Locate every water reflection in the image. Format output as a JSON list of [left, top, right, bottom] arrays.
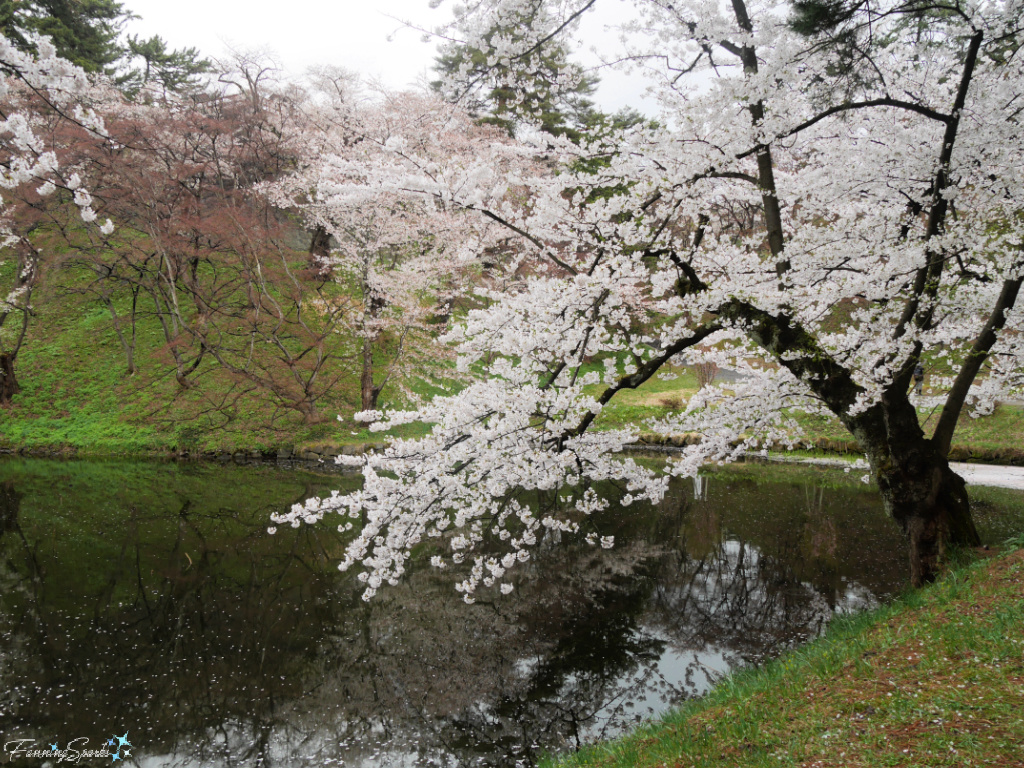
[[0, 459, 1018, 767]]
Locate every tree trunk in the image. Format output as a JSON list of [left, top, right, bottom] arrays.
[[309, 225, 333, 279], [873, 444, 980, 587], [723, 301, 985, 588], [851, 395, 981, 587], [0, 353, 20, 404], [360, 338, 380, 413], [104, 296, 137, 376], [299, 400, 322, 424]]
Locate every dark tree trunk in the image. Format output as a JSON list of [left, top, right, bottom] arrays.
[[850, 394, 980, 586], [708, 0, 991, 591], [873, 442, 980, 586], [0, 353, 20, 404], [722, 301, 984, 588], [360, 338, 381, 413], [309, 225, 333, 279]]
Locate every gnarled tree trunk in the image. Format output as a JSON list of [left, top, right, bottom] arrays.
[[873, 443, 979, 586], [729, 302, 983, 588]]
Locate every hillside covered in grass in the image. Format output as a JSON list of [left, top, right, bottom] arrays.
[[3, 273, 1023, 463], [0, 243, 453, 455]]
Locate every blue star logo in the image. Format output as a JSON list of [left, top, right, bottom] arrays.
[[104, 730, 133, 762], [50, 744, 58, 752]]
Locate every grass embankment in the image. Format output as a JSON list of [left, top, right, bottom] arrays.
[[0, 252, 442, 456], [2, 258, 1022, 462], [546, 545, 1024, 768]]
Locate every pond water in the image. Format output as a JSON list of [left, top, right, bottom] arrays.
[[0, 458, 1021, 767]]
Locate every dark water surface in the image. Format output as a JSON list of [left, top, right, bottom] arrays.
[[1, 458, 1021, 767]]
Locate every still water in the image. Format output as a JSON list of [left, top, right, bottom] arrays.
[[0, 458, 1021, 767]]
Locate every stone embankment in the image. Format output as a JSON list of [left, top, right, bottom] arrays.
[[201, 443, 388, 464], [4, 432, 1022, 473]]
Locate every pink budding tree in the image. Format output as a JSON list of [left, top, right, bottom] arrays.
[[270, 0, 1017, 593], [270, 76, 523, 413]]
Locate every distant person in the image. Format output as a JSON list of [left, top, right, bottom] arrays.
[[912, 362, 924, 395]]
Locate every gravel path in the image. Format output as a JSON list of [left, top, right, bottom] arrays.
[[950, 462, 1024, 490]]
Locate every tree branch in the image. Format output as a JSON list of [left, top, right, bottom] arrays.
[[932, 273, 1023, 455], [473, 208, 579, 275], [569, 323, 722, 437], [736, 98, 951, 160], [890, 30, 985, 358], [718, 300, 865, 417]]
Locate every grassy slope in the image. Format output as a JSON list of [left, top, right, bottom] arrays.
[[546, 544, 1024, 768], [2, 259, 1021, 458], [0, 256, 445, 454]]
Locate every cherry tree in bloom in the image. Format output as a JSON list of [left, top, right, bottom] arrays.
[[274, 0, 1024, 593], [270, 76, 522, 413], [0, 33, 111, 403]]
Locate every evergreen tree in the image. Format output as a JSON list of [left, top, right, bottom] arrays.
[[117, 34, 211, 97], [0, 0, 127, 73]]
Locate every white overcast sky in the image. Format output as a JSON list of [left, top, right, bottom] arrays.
[[120, 0, 653, 113]]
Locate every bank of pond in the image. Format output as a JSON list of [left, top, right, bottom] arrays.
[[0, 458, 1022, 766]]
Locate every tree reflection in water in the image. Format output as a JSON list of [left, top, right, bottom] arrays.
[[0, 459, 933, 766]]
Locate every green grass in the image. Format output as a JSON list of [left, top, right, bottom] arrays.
[[0, 250, 453, 454], [3, 259, 1023, 462], [544, 545, 1024, 768]]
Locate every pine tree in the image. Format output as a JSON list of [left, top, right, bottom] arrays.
[[0, 0, 127, 73]]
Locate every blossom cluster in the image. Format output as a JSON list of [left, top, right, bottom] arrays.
[[272, 0, 1023, 597]]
